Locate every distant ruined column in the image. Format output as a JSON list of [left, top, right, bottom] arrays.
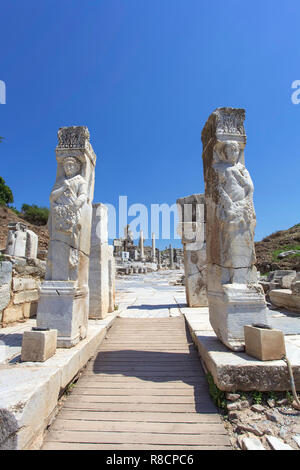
[[177, 194, 208, 307], [201, 108, 267, 350], [139, 230, 145, 261], [37, 126, 96, 347], [151, 232, 157, 262]]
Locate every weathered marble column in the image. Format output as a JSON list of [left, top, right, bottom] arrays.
[[89, 203, 110, 319], [108, 246, 116, 313], [151, 232, 157, 262], [201, 108, 267, 351], [37, 126, 96, 347], [177, 194, 208, 307], [139, 230, 145, 261]]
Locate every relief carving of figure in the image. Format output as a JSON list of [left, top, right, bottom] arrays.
[[48, 156, 88, 274], [213, 140, 256, 267]]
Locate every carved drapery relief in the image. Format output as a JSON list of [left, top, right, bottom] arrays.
[[49, 155, 88, 273]]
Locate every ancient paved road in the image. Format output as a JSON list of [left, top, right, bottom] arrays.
[[42, 271, 231, 450]]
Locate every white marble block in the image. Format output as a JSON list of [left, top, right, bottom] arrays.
[[108, 245, 116, 313], [25, 230, 38, 259], [177, 194, 207, 308], [37, 126, 96, 347], [5, 223, 27, 257], [201, 108, 268, 351], [89, 204, 110, 319]]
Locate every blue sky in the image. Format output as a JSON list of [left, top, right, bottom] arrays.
[[0, 0, 299, 249]]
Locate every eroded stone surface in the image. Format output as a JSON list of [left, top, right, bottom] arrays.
[[201, 107, 268, 350], [177, 194, 207, 308], [37, 126, 96, 347]]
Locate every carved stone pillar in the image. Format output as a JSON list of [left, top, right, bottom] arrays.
[[177, 194, 207, 307], [37, 126, 96, 347], [201, 108, 267, 351], [89, 203, 110, 319]]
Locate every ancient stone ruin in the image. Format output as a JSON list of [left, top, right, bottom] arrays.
[[89, 203, 116, 319], [5, 222, 38, 259], [37, 126, 96, 347], [201, 107, 268, 350], [177, 193, 207, 307]]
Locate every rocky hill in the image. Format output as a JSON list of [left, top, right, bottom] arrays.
[[255, 223, 300, 274], [0, 206, 49, 252]]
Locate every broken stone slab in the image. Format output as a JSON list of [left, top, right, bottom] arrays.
[[0, 261, 12, 286], [13, 289, 39, 305], [278, 250, 300, 259], [269, 289, 300, 313], [21, 329, 57, 362], [292, 435, 300, 448], [266, 435, 293, 450], [12, 277, 37, 292], [242, 437, 265, 450]]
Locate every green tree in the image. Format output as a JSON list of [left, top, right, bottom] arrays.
[[21, 204, 49, 225], [0, 176, 14, 206]]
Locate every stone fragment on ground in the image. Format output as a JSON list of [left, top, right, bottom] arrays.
[[266, 435, 293, 450], [242, 437, 266, 450]]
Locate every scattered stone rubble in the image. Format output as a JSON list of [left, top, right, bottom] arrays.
[[222, 391, 300, 450], [0, 255, 46, 326], [260, 270, 300, 313]]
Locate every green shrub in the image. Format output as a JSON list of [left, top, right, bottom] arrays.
[[272, 245, 300, 261], [206, 373, 227, 411], [0, 176, 14, 206], [21, 204, 49, 226]]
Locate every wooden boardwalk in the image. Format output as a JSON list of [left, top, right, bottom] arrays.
[[42, 317, 231, 450]]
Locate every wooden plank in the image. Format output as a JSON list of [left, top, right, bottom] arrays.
[[50, 419, 227, 434], [42, 442, 230, 450], [75, 380, 207, 388], [71, 387, 208, 396], [63, 395, 212, 404], [43, 430, 229, 446], [41, 312, 229, 450], [57, 410, 222, 423], [62, 402, 217, 413]]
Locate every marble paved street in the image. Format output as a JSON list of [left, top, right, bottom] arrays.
[[42, 270, 231, 450]]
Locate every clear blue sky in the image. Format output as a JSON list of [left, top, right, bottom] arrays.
[[1, 0, 299, 249]]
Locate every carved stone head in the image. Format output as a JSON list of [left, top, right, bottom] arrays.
[[63, 156, 81, 178], [220, 140, 240, 164]]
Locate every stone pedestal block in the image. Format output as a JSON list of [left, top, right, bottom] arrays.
[[21, 328, 57, 362], [37, 281, 88, 348], [244, 325, 286, 361]]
